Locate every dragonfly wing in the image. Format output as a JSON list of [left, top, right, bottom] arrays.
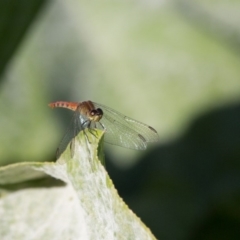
[[93, 102, 159, 149], [56, 111, 83, 159], [95, 116, 147, 150]]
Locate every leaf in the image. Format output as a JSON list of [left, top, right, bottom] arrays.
[[0, 129, 156, 240], [0, 0, 48, 78]]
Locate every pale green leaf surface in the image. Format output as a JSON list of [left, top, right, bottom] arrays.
[[0, 130, 156, 240]]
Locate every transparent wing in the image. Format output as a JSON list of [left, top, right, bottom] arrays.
[[56, 111, 83, 159], [94, 116, 147, 150], [93, 102, 159, 150]]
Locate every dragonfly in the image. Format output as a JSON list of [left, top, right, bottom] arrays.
[[49, 100, 159, 159]]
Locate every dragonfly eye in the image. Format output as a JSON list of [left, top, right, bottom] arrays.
[[90, 109, 103, 116], [90, 108, 103, 121], [96, 108, 103, 116], [90, 109, 98, 116]]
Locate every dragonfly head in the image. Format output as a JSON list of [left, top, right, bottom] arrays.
[[89, 108, 103, 122]]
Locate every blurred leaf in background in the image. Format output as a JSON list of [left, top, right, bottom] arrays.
[[0, 0, 48, 76], [0, 0, 240, 239], [1, 0, 240, 165], [0, 0, 51, 164]]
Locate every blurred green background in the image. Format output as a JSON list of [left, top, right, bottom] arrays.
[[1, 0, 240, 239]]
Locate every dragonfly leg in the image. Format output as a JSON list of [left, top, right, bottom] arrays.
[[70, 139, 75, 158], [88, 122, 99, 139]]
